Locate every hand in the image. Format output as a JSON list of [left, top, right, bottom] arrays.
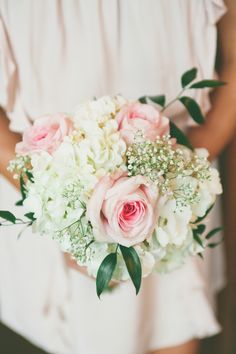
[[63, 252, 91, 276], [0, 107, 21, 189], [187, 123, 231, 161], [63, 252, 119, 289]]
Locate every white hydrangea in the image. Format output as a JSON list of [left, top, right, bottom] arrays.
[[73, 95, 127, 131], [155, 199, 192, 246], [24, 146, 84, 234], [86, 242, 110, 277], [155, 227, 206, 273], [191, 167, 222, 217], [73, 119, 127, 195], [135, 246, 156, 277]]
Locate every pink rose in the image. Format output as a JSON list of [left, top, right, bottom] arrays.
[[116, 102, 170, 144], [87, 174, 161, 247], [16, 113, 72, 155]]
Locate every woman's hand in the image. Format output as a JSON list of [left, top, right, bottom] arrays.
[[63, 252, 90, 275], [63, 252, 119, 289], [0, 107, 21, 189]]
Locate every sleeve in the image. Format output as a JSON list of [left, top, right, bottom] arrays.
[[0, 13, 31, 133], [205, 0, 227, 25], [0, 13, 17, 114], [185, 0, 227, 129]]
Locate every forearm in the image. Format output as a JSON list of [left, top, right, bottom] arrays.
[[189, 65, 236, 159], [188, 0, 236, 160], [0, 107, 21, 188], [207, 65, 236, 151], [206, 0, 236, 155]]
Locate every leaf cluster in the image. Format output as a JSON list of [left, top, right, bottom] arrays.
[[96, 245, 142, 298], [191, 205, 223, 254], [139, 67, 225, 149]]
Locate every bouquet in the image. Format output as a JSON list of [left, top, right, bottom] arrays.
[[0, 68, 224, 297]]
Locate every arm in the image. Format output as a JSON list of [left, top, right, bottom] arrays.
[[0, 106, 21, 188], [188, 0, 236, 159]]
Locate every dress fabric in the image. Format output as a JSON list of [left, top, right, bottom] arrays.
[[0, 1, 227, 353]]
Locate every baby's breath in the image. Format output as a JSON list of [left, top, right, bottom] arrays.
[[55, 217, 94, 264], [190, 153, 211, 181], [56, 182, 94, 263], [7, 155, 32, 179], [173, 183, 200, 209], [126, 132, 211, 202], [63, 180, 85, 209]]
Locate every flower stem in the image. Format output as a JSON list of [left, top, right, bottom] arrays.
[[161, 88, 186, 113]]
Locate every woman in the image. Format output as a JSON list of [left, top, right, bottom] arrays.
[[0, 1, 236, 353]]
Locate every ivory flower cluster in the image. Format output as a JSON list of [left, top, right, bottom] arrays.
[[8, 95, 222, 284]]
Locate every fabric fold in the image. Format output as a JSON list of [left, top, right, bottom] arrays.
[[0, 14, 17, 113], [205, 0, 227, 24], [0, 14, 31, 133]]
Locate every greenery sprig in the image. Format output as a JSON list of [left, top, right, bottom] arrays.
[[96, 244, 142, 298], [139, 67, 225, 149]]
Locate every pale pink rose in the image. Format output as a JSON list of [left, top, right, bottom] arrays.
[[87, 174, 162, 247], [16, 113, 72, 155], [116, 102, 170, 144]]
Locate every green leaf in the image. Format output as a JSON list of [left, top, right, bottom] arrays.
[[169, 121, 193, 150], [196, 224, 206, 235], [16, 175, 28, 206], [192, 204, 214, 224], [208, 240, 222, 248], [193, 230, 203, 247], [148, 95, 166, 107], [20, 175, 27, 200], [181, 67, 197, 88], [205, 226, 223, 240], [24, 212, 36, 221], [96, 253, 117, 298], [26, 171, 34, 182], [120, 245, 142, 295], [0, 210, 16, 224], [179, 96, 205, 124], [138, 96, 147, 104], [192, 224, 206, 247], [198, 253, 204, 260], [138, 95, 166, 107], [190, 80, 226, 89]]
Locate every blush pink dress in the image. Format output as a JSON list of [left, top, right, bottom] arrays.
[[0, 1, 226, 353]]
